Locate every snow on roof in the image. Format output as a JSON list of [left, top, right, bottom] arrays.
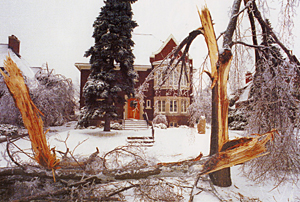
[[0, 44, 35, 79], [237, 81, 252, 102]]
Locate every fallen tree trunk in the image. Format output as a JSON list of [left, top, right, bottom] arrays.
[[0, 130, 274, 183]]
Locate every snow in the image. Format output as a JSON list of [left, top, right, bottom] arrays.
[[234, 81, 252, 103], [1, 121, 300, 201], [0, 44, 35, 79]]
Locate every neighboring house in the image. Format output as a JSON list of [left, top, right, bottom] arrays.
[[0, 35, 40, 79], [75, 35, 193, 127], [229, 71, 253, 109]]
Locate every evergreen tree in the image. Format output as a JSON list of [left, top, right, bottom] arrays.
[[78, 0, 138, 131]]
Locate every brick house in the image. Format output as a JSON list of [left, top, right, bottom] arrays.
[[0, 35, 39, 79], [75, 35, 193, 127]]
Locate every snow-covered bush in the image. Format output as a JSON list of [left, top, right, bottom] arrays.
[[228, 108, 248, 130], [179, 125, 189, 129], [188, 87, 211, 126], [0, 76, 25, 125], [0, 66, 77, 127], [30, 68, 77, 126], [0, 124, 18, 136], [152, 114, 168, 126], [110, 122, 122, 130], [154, 123, 167, 129]]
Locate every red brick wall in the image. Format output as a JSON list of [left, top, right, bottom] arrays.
[[79, 69, 91, 108], [150, 38, 179, 63], [8, 35, 20, 56]]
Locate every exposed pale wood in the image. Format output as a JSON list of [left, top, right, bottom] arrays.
[[199, 6, 232, 155], [198, 6, 218, 86], [0, 130, 274, 182], [0, 55, 59, 170], [199, 3, 241, 187], [218, 49, 232, 151], [200, 130, 275, 175]]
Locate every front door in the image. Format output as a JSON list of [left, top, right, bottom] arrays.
[[128, 98, 140, 119]]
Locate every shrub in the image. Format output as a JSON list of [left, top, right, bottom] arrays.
[[0, 66, 77, 127], [153, 114, 168, 126]]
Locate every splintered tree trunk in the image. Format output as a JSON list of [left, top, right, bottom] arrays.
[[0, 55, 59, 171], [209, 50, 232, 187], [199, 0, 241, 187], [200, 6, 232, 187]]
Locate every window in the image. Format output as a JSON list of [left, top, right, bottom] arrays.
[[170, 100, 177, 113], [181, 100, 187, 113], [156, 69, 167, 87], [169, 122, 178, 127], [157, 73, 162, 85], [158, 100, 166, 112], [181, 74, 188, 86], [162, 101, 166, 112], [169, 70, 178, 87], [146, 100, 151, 109]]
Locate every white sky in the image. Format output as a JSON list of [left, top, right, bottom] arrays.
[[1, 0, 300, 88]]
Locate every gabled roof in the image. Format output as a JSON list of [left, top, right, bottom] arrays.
[[150, 34, 178, 63], [0, 44, 35, 79], [149, 34, 193, 65]]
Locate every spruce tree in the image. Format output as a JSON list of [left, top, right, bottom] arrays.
[[78, 0, 138, 131]]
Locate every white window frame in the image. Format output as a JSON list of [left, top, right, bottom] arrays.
[[146, 100, 151, 109], [158, 100, 166, 113], [169, 70, 178, 87], [181, 100, 187, 113], [180, 73, 188, 87], [170, 100, 177, 113], [169, 122, 178, 127], [156, 68, 168, 87]]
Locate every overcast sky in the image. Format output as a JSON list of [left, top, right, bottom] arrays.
[[1, 0, 300, 87]]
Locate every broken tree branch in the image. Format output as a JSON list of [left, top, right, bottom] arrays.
[[6, 137, 25, 169], [251, 0, 299, 64], [0, 55, 59, 170], [223, 0, 243, 49], [0, 130, 275, 183], [231, 41, 268, 49]]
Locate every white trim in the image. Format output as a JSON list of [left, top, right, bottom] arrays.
[[74, 63, 151, 71], [169, 100, 178, 113], [150, 34, 178, 59], [181, 99, 188, 113], [75, 63, 91, 70], [146, 99, 151, 109], [150, 34, 193, 62], [134, 65, 152, 71]]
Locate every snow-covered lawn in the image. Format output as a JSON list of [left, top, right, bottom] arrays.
[[1, 122, 299, 201]]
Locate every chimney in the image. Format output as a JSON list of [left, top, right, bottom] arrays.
[[245, 71, 252, 84], [8, 35, 20, 56]]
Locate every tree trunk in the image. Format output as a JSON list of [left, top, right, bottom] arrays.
[[199, 0, 242, 187], [104, 114, 110, 131], [209, 84, 231, 187], [209, 49, 233, 187], [200, 6, 232, 187]]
